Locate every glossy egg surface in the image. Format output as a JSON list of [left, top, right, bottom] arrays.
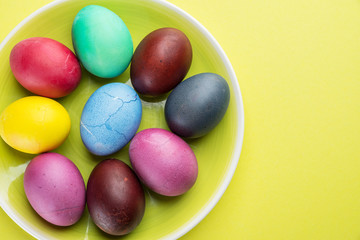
[[10, 37, 81, 98], [0, 96, 71, 154], [130, 28, 192, 97], [72, 5, 133, 78], [87, 159, 145, 236]]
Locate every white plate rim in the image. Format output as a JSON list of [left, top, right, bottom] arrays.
[[0, 0, 245, 239]]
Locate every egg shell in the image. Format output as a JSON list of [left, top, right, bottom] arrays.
[[23, 152, 86, 226], [10, 37, 81, 98], [165, 73, 230, 138], [129, 128, 198, 196], [72, 5, 133, 78], [130, 27, 192, 97], [87, 159, 145, 236], [0, 96, 71, 154], [80, 83, 142, 156]]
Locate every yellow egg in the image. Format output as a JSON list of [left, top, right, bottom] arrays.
[[0, 96, 71, 154]]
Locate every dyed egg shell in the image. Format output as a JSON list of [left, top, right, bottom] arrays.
[[129, 128, 198, 196], [165, 73, 230, 138], [72, 5, 133, 78], [130, 28, 192, 97], [0, 96, 71, 154], [10, 37, 81, 98], [24, 152, 86, 226], [80, 83, 142, 156], [87, 159, 145, 236]]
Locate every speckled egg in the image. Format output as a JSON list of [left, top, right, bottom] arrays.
[[165, 73, 230, 138], [24, 152, 86, 226], [72, 5, 133, 78], [129, 128, 198, 196], [80, 83, 142, 156]]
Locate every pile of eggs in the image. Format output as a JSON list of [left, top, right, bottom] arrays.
[[0, 5, 230, 236]]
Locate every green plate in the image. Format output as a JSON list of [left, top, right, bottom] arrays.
[[0, 0, 244, 239]]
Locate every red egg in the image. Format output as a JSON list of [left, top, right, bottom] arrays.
[[130, 28, 192, 97], [10, 37, 81, 98]]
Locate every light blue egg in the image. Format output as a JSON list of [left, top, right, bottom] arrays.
[[80, 83, 142, 156]]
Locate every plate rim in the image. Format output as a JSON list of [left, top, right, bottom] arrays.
[[0, 0, 245, 239]]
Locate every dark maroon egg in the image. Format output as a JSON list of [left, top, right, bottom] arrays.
[[87, 159, 145, 236], [130, 27, 192, 97]]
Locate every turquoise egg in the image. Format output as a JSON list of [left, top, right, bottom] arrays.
[[72, 5, 133, 78]]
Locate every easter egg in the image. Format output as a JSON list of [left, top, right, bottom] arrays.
[[130, 28, 192, 97], [80, 83, 142, 156], [129, 128, 198, 196], [9, 37, 82, 98], [0, 96, 71, 154], [72, 5, 133, 78], [165, 73, 230, 138], [87, 159, 145, 235], [24, 152, 86, 226]]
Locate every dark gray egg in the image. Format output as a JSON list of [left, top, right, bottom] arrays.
[[165, 73, 230, 138]]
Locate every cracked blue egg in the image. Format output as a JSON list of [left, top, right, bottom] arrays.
[[80, 83, 142, 156]]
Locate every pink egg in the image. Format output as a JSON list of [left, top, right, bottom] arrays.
[[23, 152, 86, 226], [10, 37, 81, 98], [129, 128, 198, 196]]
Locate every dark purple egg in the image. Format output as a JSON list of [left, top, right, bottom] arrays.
[[130, 27, 192, 97], [165, 73, 230, 138], [86, 159, 145, 236]]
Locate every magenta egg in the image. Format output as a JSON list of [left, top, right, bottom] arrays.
[[129, 128, 198, 196], [23, 152, 86, 226], [10, 37, 81, 98]]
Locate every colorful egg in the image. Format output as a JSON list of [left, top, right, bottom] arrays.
[[0, 96, 71, 154], [129, 128, 198, 196], [130, 28, 192, 97], [24, 153, 86, 226], [72, 5, 133, 78], [87, 159, 145, 235], [10, 37, 82, 98], [165, 73, 230, 138], [80, 83, 142, 156]]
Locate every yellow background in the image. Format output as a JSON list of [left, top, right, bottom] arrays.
[[1, 0, 360, 239]]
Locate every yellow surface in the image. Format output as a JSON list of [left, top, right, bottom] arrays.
[[1, 0, 360, 239], [0, 0, 240, 239], [0, 96, 71, 154]]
